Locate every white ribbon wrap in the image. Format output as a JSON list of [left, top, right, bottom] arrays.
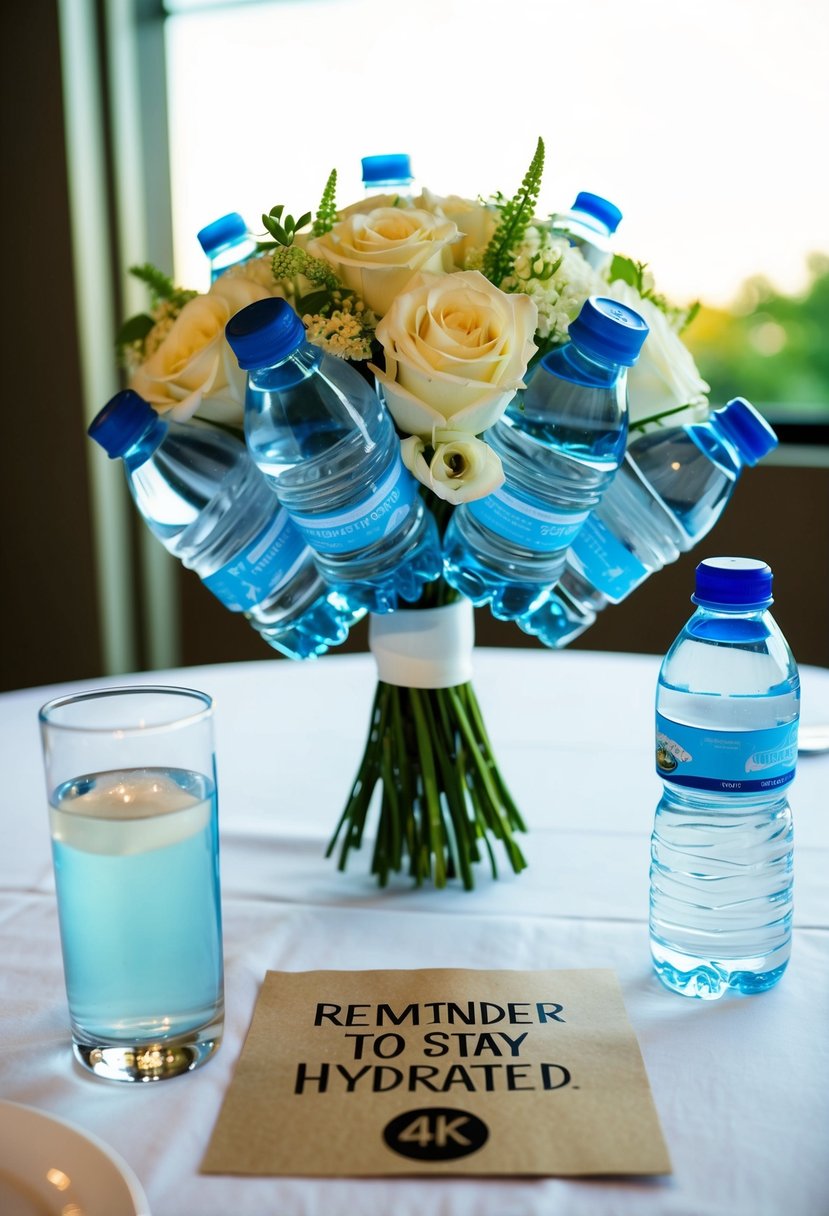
[[368, 600, 475, 689]]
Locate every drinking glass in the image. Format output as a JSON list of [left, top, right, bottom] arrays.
[[38, 685, 224, 1082]]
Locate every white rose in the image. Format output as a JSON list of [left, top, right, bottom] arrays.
[[415, 189, 498, 268], [221, 251, 281, 292], [372, 270, 538, 439], [402, 431, 504, 504], [337, 192, 414, 218], [129, 277, 273, 424], [307, 207, 458, 316], [606, 280, 710, 427]]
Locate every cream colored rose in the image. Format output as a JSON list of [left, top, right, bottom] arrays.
[[307, 207, 458, 316], [606, 280, 710, 427], [415, 189, 498, 268], [402, 431, 504, 504], [337, 192, 414, 218], [129, 277, 272, 424], [372, 270, 538, 439]]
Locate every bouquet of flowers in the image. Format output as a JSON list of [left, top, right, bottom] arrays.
[[116, 137, 710, 889]]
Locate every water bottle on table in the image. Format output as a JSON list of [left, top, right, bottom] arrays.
[[225, 296, 442, 615], [442, 295, 648, 620], [520, 397, 778, 648], [88, 389, 361, 659], [650, 556, 799, 999], [197, 211, 258, 281], [549, 191, 623, 271]]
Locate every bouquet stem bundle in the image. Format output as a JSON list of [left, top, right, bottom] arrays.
[[327, 589, 527, 889]]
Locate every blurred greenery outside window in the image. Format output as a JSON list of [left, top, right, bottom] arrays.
[[682, 253, 829, 433]]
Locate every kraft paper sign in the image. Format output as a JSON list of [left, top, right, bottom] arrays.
[[202, 968, 671, 1178]]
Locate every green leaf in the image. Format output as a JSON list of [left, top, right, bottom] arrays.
[[481, 136, 545, 287], [608, 254, 646, 292], [115, 313, 155, 346], [681, 299, 701, 332], [295, 288, 331, 315], [128, 263, 177, 304], [313, 168, 338, 236], [261, 213, 288, 243]]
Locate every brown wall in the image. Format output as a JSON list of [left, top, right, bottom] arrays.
[[2, 4, 826, 695], [2, 2, 105, 694], [173, 463, 829, 670]]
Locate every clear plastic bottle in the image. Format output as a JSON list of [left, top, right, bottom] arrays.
[[196, 212, 258, 281], [87, 389, 362, 659], [442, 296, 648, 620], [225, 296, 442, 615], [519, 398, 779, 648], [650, 556, 799, 999], [360, 154, 415, 200], [549, 191, 623, 271]]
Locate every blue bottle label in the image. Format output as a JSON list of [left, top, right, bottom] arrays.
[[202, 511, 307, 611], [468, 484, 590, 553], [570, 514, 649, 602], [288, 453, 417, 555], [655, 712, 798, 793]]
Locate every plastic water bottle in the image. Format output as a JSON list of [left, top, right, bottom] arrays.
[[442, 296, 648, 620], [520, 398, 779, 648], [650, 556, 799, 999], [360, 154, 414, 199], [88, 390, 361, 659], [225, 296, 442, 614], [197, 212, 258, 281], [549, 191, 623, 271]]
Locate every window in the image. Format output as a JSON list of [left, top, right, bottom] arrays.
[[157, 0, 829, 433]]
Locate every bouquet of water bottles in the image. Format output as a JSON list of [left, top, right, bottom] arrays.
[[93, 138, 778, 889]]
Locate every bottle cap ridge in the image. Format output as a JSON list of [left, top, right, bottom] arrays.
[[571, 191, 623, 233], [693, 556, 774, 610], [568, 295, 649, 366], [197, 211, 248, 256], [714, 397, 778, 466], [361, 154, 412, 185], [225, 297, 306, 369], [88, 389, 158, 458]]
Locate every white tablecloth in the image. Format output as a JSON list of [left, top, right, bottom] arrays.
[[1, 649, 828, 1216]]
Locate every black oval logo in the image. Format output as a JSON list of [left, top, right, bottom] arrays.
[[383, 1107, 488, 1161]]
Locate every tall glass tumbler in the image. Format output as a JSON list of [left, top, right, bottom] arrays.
[[38, 685, 224, 1082]]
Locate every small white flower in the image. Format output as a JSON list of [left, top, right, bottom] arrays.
[[401, 430, 504, 504], [501, 227, 603, 346]]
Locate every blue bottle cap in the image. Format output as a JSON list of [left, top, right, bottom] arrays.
[[567, 296, 649, 366], [87, 389, 158, 458], [712, 397, 778, 466], [692, 556, 774, 610], [225, 297, 306, 370], [572, 191, 623, 234], [197, 211, 248, 256], [361, 154, 412, 185]]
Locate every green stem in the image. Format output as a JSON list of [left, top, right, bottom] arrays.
[[327, 673, 526, 889], [628, 401, 700, 431]]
